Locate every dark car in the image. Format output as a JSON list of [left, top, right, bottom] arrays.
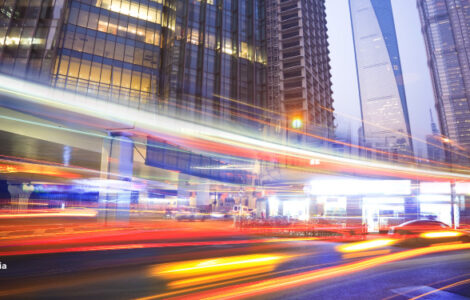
[[389, 219, 469, 245], [175, 212, 207, 222]]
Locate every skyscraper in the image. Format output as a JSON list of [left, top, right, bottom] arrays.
[[418, 0, 470, 165], [0, 0, 268, 125], [349, 0, 413, 158], [266, 0, 334, 140]]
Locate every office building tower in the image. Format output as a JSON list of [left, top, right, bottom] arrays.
[[418, 0, 470, 165], [349, 0, 413, 157], [164, 0, 268, 122], [266, 0, 334, 139], [0, 0, 268, 125]]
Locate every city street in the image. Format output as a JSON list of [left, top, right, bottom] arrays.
[[1, 218, 470, 299], [1, 0, 470, 298]]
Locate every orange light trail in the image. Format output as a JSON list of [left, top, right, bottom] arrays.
[[0, 237, 317, 257], [172, 243, 470, 300], [0, 209, 97, 219]]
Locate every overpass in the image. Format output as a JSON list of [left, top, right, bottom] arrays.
[[0, 74, 469, 227]]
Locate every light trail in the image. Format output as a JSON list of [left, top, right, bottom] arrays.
[[410, 278, 470, 299], [0, 237, 318, 257], [336, 238, 398, 253], [171, 243, 470, 300], [0, 209, 97, 219], [420, 231, 464, 239], [0, 74, 469, 181]]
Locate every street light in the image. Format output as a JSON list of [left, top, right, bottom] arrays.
[[292, 117, 303, 129], [286, 116, 303, 145]]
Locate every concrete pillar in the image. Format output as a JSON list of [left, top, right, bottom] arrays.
[[177, 173, 191, 207], [99, 133, 134, 223], [196, 180, 210, 207]]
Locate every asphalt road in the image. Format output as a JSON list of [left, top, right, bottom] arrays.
[[1, 236, 470, 300]]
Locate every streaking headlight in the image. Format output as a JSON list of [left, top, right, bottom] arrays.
[[336, 239, 398, 253], [420, 231, 463, 239]]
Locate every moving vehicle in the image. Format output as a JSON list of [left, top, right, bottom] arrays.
[[389, 219, 469, 245]]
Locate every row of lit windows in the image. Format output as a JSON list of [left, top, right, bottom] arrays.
[[55, 74, 155, 104], [68, 2, 161, 46], [181, 27, 265, 63], [62, 25, 159, 68], [94, 0, 162, 23], [55, 54, 154, 92]]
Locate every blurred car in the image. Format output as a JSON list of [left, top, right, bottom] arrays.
[[389, 219, 470, 245], [209, 212, 231, 220], [175, 212, 207, 222]]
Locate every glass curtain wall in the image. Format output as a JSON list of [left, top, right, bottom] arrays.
[[0, 0, 65, 82], [52, 0, 163, 106], [349, 0, 413, 158], [164, 0, 268, 128], [418, 0, 470, 166]]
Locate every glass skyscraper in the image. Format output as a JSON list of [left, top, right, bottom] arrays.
[[350, 0, 413, 158], [0, 0, 268, 125], [418, 0, 470, 165]]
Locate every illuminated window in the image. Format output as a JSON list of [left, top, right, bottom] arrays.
[[145, 29, 154, 44], [101, 64, 112, 84], [98, 0, 161, 24], [112, 66, 122, 86], [121, 68, 131, 88], [141, 73, 151, 92], [240, 42, 248, 58], [79, 59, 91, 80], [89, 61, 102, 82], [67, 57, 80, 77], [131, 71, 141, 90], [58, 56, 69, 75]]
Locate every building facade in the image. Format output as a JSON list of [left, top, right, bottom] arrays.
[[418, 0, 470, 165], [349, 0, 413, 158], [266, 0, 334, 140], [0, 0, 269, 127]]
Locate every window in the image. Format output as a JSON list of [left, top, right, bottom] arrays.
[[89, 61, 102, 82], [283, 60, 301, 68], [114, 42, 124, 60], [134, 47, 143, 65], [68, 57, 80, 77], [131, 70, 141, 90], [112, 66, 122, 86], [78, 59, 91, 80], [58, 56, 70, 75], [121, 68, 131, 88], [104, 39, 115, 58], [100, 64, 111, 84]]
